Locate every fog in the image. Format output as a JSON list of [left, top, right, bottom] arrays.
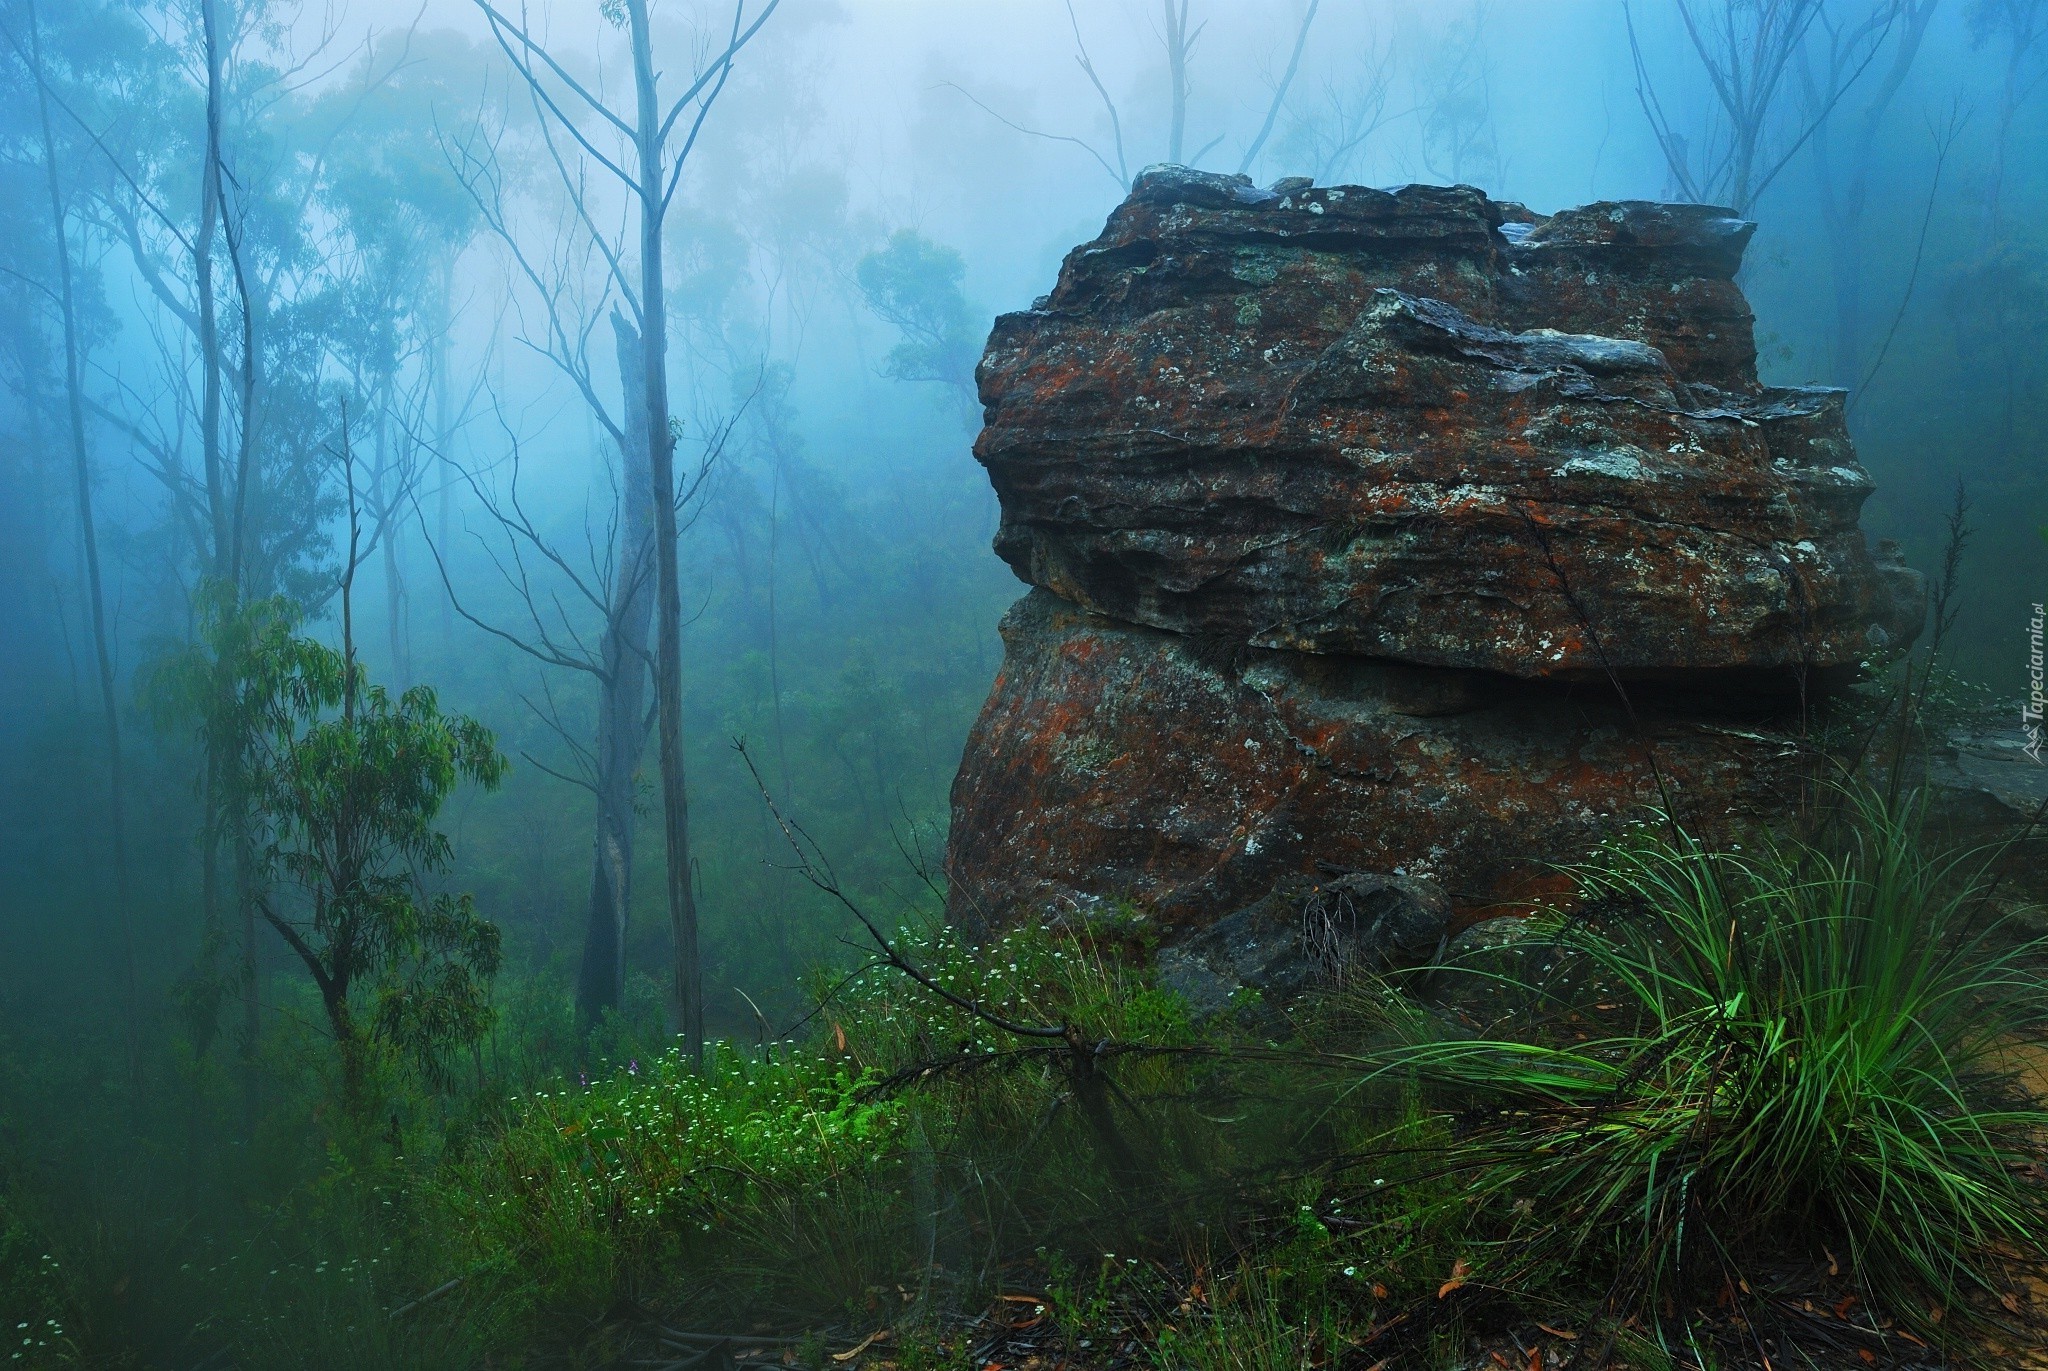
[[0, 0, 2043, 1360]]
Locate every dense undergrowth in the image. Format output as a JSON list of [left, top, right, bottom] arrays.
[[413, 789, 2048, 1368], [3, 785, 2045, 1370]]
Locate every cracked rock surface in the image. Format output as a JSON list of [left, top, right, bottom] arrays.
[[946, 167, 1926, 941], [947, 590, 1803, 935]]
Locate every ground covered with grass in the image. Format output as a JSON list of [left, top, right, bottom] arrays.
[[5, 787, 2046, 1369], [384, 790, 2048, 1370]]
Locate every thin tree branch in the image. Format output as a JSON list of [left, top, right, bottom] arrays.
[[939, 81, 1129, 188], [1854, 103, 1962, 403], [1237, 0, 1320, 175], [734, 739, 1067, 1041]]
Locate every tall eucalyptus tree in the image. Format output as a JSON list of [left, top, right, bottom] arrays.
[[3, 0, 141, 1080], [41, 0, 345, 1118], [464, 0, 781, 1052], [1800, 0, 1942, 391], [312, 28, 492, 679]]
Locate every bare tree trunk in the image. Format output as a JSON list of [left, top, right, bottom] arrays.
[[375, 403, 411, 687], [1810, 106, 1869, 388], [626, 0, 704, 1062], [1627, 0, 1829, 217], [766, 455, 792, 802], [1235, 0, 1319, 176], [193, 0, 262, 1135], [575, 313, 657, 1030], [28, 0, 139, 1092], [1981, 15, 2044, 248], [196, 0, 229, 572], [1163, 0, 1190, 163], [200, 761, 222, 1023], [474, 0, 778, 1061], [1806, 0, 1937, 390], [237, 817, 257, 1138], [433, 257, 456, 650]]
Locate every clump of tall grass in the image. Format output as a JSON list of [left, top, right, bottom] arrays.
[[1361, 789, 2048, 1352], [1148, 1262, 1343, 1371]]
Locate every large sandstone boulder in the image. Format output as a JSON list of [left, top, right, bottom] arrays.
[[946, 167, 1927, 938]]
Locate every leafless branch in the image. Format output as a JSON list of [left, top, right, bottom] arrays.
[[938, 81, 1129, 188], [1237, 0, 1320, 175], [1065, 0, 1130, 186], [1854, 103, 1963, 402], [733, 738, 1066, 1041]]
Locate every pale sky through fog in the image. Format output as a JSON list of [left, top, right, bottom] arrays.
[[141, 0, 2013, 547], [298, 0, 1667, 315]]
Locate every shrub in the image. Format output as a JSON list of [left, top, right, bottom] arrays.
[[442, 1039, 911, 1316], [439, 915, 1251, 1327], [0, 1191, 78, 1369]]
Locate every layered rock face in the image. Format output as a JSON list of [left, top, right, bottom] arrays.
[[947, 167, 1925, 939]]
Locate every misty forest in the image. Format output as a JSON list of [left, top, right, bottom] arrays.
[[4, 0, 2048, 1366]]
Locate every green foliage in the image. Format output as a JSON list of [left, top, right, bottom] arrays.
[[1356, 790, 2048, 1351], [443, 1042, 910, 1318], [148, 584, 508, 1096], [141, 584, 302, 794], [0, 1192, 79, 1369], [436, 906, 1493, 1355], [252, 632, 506, 1092], [311, 30, 485, 261], [827, 916, 1199, 1063], [16, 807, 2045, 1366], [438, 915, 1252, 1330], [856, 230, 980, 412]]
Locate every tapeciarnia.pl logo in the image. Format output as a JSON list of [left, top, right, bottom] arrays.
[[2027, 602, 2046, 764]]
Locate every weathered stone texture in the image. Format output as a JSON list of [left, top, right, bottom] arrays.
[[974, 168, 1922, 680], [948, 592, 1802, 933], [1503, 200, 1760, 390]]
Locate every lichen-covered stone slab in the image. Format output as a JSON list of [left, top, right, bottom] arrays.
[[1502, 199, 1761, 389], [973, 167, 1923, 679]]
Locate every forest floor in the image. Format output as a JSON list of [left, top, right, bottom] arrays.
[[476, 899, 2048, 1371], [559, 1250, 2048, 1371]]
